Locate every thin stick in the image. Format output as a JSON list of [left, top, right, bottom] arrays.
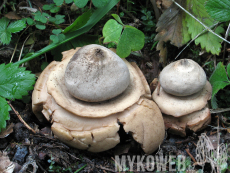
[[0, 0, 7, 11], [172, 0, 230, 45], [8, 102, 36, 134], [175, 23, 219, 59], [18, 33, 32, 61], [10, 26, 30, 63], [185, 148, 196, 163], [150, 0, 160, 21]]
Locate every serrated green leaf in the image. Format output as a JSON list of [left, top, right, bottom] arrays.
[[0, 30, 11, 44], [35, 24, 46, 30], [0, 17, 10, 31], [63, 10, 92, 34], [50, 6, 61, 13], [74, 0, 88, 8], [27, 18, 34, 25], [92, 0, 108, 8], [0, 96, 11, 132], [54, 0, 64, 6], [227, 63, 230, 77], [195, 26, 224, 55], [103, 19, 122, 43], [186, 0, 224, 55], [116, 27, 145, 58], [205, 0, 230, 22], [7, 20, 26, 33], [52, 29, 62, 35], [111, 14, 124, 25], [0, 63, 35, 100]]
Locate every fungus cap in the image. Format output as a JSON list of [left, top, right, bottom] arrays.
[[65, 44, 130, 102], [152, 81, 212, 117], [159, 59, 207, 96], [46, 49, 147, 118]]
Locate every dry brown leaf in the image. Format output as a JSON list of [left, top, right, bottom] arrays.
[[4, 12, 21, 20], [156, 0, 173, 11], [155, 1, 188, 47], [154, 0, 190, 62]]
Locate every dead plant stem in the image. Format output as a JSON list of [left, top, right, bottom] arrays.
[[8, 102, 36, 134]]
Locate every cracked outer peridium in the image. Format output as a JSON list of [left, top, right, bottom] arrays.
[[32, 47, 165, 153]]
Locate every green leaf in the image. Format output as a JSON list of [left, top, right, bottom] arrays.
[[50, 6, 61, 13], [63, 10, 92, 34], [0, 18, 26, 44], [42, 13, 51, 18], [0, 63, 35, 100], [27, 18, 34, 25], [34, 11, 47, 23], [212, 81, 230, 98], [7, 20, 26, 33], [186, 0, 224, 55], [65, 0, 73, 3], [116, 27, 145, 58], [41, 61, 49, 70], [209, 62, 230, 97], [43, 4, 55, 10], [210, 62, 229, 84], [205, 0, 230, 22], [103, 19, 123, 43], [0, 30, 11, 44], [54, 0, 64, 6], [0, 17, 10, 31], [50, 35, 59, 43], [58, 34, 65, 41], [15, 0, 120, 65], [52, 29, 62, 35], [0, 96, 11, 132], [74, 0, 88, 8], [227, 63, 230, 77], [195, 26, 224, 55], [211, 95, 218, 109], [92, 0, 108, 8], [111, 14, 124, 25], [35, 24, 46, 30], [49, 15, 65, 24]]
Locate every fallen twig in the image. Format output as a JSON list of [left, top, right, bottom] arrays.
[[185, 148, 196, 163], [8, 101, 36, 134]]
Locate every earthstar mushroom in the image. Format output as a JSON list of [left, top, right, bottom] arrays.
[[152, 59, 212, 136], [32, 44, 165, 153]]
